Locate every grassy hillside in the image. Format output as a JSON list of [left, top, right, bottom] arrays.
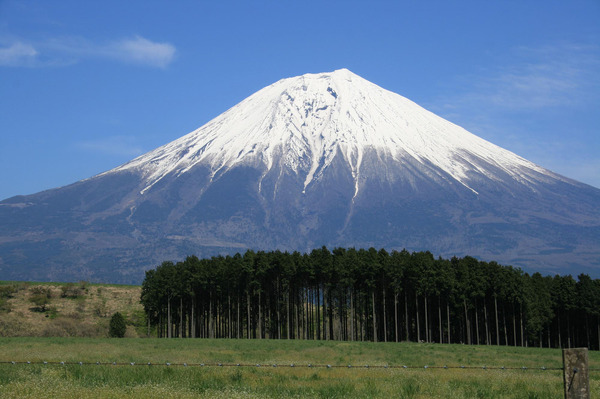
[[0, 281, 144, 337], [0, 338, 598, 398]]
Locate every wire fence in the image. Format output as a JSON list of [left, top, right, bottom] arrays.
[[3, 360, 598, 371]]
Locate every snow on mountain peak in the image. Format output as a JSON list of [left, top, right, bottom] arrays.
[[110, 69, 559, 195]]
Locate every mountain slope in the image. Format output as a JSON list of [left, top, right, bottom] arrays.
[[112, 68, 566, 197], [1, 69, 599, 283]]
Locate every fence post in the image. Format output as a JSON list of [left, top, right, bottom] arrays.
[[563, 348, 589, 399]]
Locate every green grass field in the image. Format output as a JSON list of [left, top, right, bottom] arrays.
[[0, 338, 598, 398]]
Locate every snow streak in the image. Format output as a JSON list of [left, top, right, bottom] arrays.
[[105, 68, 566, 196]]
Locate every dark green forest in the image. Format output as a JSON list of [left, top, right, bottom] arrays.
[[141, 248, 600, 350]]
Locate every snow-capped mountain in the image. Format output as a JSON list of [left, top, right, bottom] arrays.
[[1, 69, 599, 283], [113, 68, 563, 197]]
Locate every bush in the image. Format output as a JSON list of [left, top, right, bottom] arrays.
[[109, 312, 126, 338], [29, 285, 53, 298], [61, 282, 83, 298], [94, 299, 108, 317], [0, 297, 12, 313], [0, 285, 17, 299], [29, 294, 50, 312]]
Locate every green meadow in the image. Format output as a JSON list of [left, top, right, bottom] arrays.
[[1, 338, 598, 398]]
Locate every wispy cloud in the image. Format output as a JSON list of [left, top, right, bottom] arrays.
[[77, 136, 145, 157], [426, 42, 600, 188], [0, 41, 38, 66], [431, 42, 599, 115], [104, 36, 176, 68], [483, 44, 597, 109], [0, 35, 176, 68]]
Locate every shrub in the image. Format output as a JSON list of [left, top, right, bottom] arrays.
[[61, 282, 83, 298], [29, 285, 53, 298], [0, 285, 17, 299], [0, 297, 12, 313], [29, 294, 51, 312], [94, 299, 108, 317], [109, 312, 126, 338]]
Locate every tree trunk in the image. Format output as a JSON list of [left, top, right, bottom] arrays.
[[228, 295, 232, 339], [557, 311, 562, 348], [394, 293, 399, 343], [337, 291, 342, 341], [503, 304, 508, 346], [310, 288, 314, 340], [350, 289, 355, 341], [424, 295, 429, 343], [324, 286, 328, 341], [258, 290, 262, 339], [447, 301, 451, 344], [383, 287, 387, 342], [266, 299, 270, 339], [463, 299, 471, 345], [383, 288, 387, 342], [236, 297, 240, 338], [292, 295, 302, 339], [307, 288, 311, 340], [567, 313, 571, 348], [191, 297, 195, 338], [287, 289, 291, 339], [475, 301, 480, 345], [438, 297, 442, 344], [586, 314, 590, 348], [209, 291, 214, 339], [512, 303, 517, 346], [372, 290, 377, 342], [167, 296, 172, 339], [484, 301, 489, 345], [246, 290, 251, 339], [362, 292, 366, 341], [416, 292, 421, 343], [315, 286, 320, 340], [520, 302, 525, 347], [299, 289, 304, 340], [405, 291, 410, 342], [306, 289, 318, 339], [180, 297, 183, 338], [494, 296, 499, 346]]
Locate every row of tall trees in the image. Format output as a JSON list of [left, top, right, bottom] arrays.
[[140, 248, 600, 349]]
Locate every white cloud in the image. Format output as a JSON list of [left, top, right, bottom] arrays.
[[438, 43, 599, 112], [104, 36, 176, 68], [425, 42, 600, 188], [77, 136, 145, 157], [0, 42, 38, 66], [0, 35, 176, 68]]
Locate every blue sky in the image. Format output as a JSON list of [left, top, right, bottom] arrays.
[[1, 1, 599, 200]]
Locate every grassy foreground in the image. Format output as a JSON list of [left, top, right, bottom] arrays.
[[0, 338, 598, 398]]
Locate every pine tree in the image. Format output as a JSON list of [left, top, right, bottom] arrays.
[[109, 312, 127, 338]]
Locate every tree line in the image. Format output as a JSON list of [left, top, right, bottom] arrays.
[[140, 247, 600, 349]]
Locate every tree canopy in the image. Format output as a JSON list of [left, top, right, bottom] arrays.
[[141, 247, 600, 349]]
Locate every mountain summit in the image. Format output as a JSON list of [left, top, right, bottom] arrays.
[[114, 68, 561, 198], [1, 69, 599, 283]]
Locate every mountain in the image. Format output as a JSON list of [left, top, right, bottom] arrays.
[[1, 69, 599, 283]]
